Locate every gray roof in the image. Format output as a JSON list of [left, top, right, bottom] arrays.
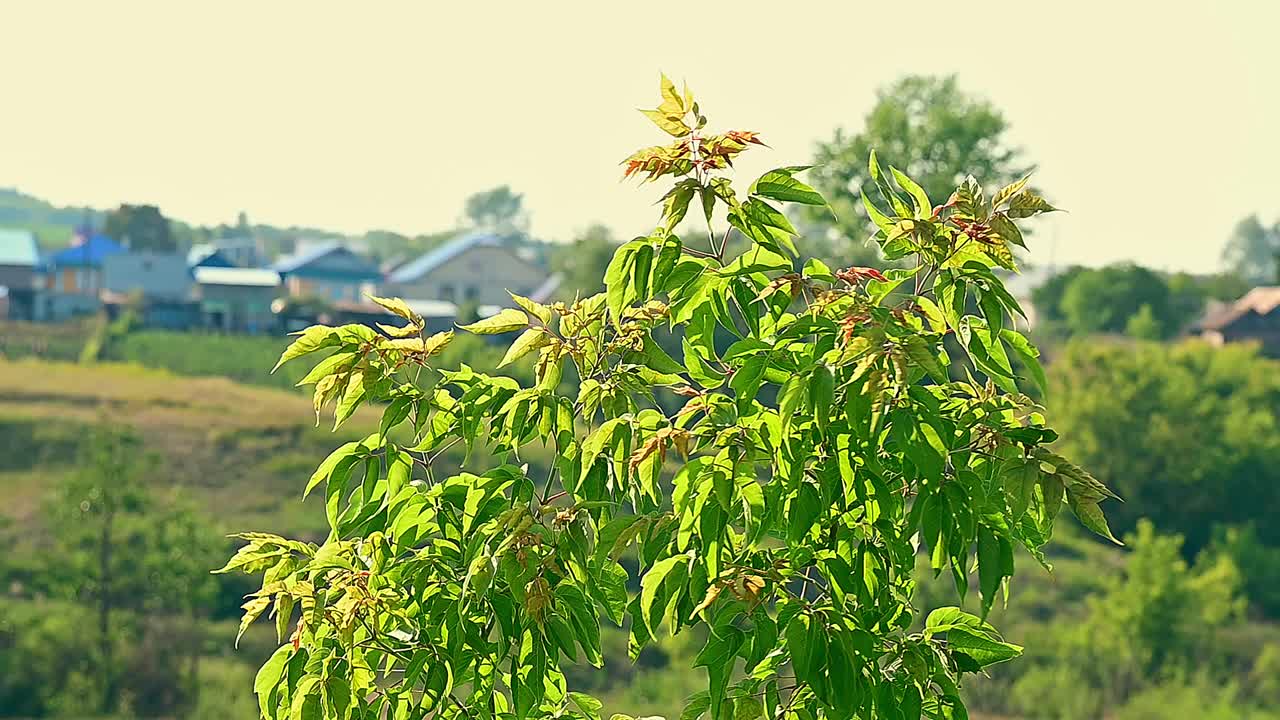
[[271, 240, 381, 280], [194, 266, 281, 287], [272, 240, 344, 273], [388, 232, 508, 284], [0, 228, 39, 267]]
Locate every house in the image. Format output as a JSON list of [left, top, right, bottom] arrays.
[[383, 232, 557, 306], [42, 233, 123, 295], [0, 229, 39, 319], [188, 243, 237, 269], [193, 266, 281, 333], [103, 251, 192, 301], [272, 241, 381, 303], [1195, 286, 1280, 356]]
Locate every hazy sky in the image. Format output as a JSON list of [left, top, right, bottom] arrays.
[[2, 2, 1276, 271]]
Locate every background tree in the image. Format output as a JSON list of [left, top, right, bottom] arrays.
[[552, 223, 619, 298], [809, 75, 1030, 261], [1058, 264, 1172, 336], [44, 425, 223, 716], [103, 203, 175, 252], [1010, 521, 1244, 720], [1221, 214, 1280, 285], [464, 185, 527, 236], [1049, 339, 1280, 559]]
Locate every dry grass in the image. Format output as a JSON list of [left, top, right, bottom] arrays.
[[0, 357, 361, 432], [0, 358, 380, 537]]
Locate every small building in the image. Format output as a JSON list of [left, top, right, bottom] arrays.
[[194, 266, 281, 333], [103, 251, 192, 301], [1195, 287, 1280, 356], [43, 234, 124, 295], [0, 229, 39, 319], [272, 241, 381, 303], [383, 232, 554, 306]]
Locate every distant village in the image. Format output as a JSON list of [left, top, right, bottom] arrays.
[[0, 225, 561, 335], [2, 220, 1278, 358]]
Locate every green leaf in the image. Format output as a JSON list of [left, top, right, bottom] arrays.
[[641, 109, 691, 138], [236, 596, 270, 647], [730, 354, 768, 406], [640, 553, 689, 633], [1006, 189, 1058, 218], [273, 325, 339, 372], [751, 168, 825, 206], [662, 181, 697, 231], [809, 365, 834, 428], [890, 166, 930, 217], [741, 197, 798, 236], [947, 626, 1023, 668], [333, 371, 367, 430], [605, 240, 644, 324], [500, 328, 549, 367], [991, 174, 1031, 209], [570, 692, 604, 720], [787, 483, 822, 542], [977, 527, 1004, 618], [510, 292, 553, 325], [366, 294, 417, 321], [594, 560, 629, 626], [925, 607, 990, 635], [868, 150, 910, 217], [1000, 329, 1048, 397], [680, 692, 711, 720], [255, 645, 292, 720], [305, 441, 360, 499], [640, 335, 686, 375], [459, 308, 530, 334], [295, 351, 358, 387], [1068, 493, 1122, 545]]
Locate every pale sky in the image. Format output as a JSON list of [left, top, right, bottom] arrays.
[[1, 1, 1276, 272]]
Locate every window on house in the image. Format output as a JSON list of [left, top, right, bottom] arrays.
[[464, 285, 479, 301], [441, 285, 455, 301]]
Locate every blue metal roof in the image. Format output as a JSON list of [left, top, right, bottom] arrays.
[[272, 241, 381, 280], [47, 234, 123, 268], [0, 228, 38, 267], [388, 232, 506, 284]]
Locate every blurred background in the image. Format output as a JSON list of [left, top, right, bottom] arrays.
[[1, 2, 1278, 718]]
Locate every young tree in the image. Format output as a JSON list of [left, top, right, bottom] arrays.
[[47, 425, 223, 716], [223, 77, 1114, 720]]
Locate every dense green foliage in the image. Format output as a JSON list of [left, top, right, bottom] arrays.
[[1030, 264, 1231, 340], [221, 78, 1110, 720], [1048, 340, 1280, 598]]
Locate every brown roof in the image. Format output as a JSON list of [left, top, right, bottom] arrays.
[[1197, 286, 1280, 331]]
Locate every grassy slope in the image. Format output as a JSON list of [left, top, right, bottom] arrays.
[[0, 357, 373, 538]]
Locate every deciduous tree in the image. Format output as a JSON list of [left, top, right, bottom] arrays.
[[222, 76, 1113, 720]]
